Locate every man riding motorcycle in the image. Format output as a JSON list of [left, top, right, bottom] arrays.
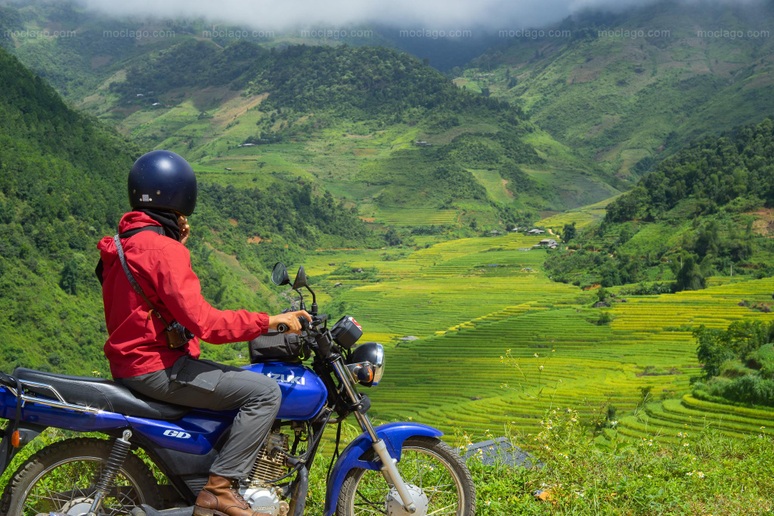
[[96, 150, 311, 516]]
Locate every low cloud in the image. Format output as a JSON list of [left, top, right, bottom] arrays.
[[76, 0, 561, 29], [75, 0, 763, 31]]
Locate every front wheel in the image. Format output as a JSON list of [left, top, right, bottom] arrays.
[[0, 437, 163, 516], [336, 436, 476, 516]]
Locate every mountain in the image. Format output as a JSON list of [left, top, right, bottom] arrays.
[[76, 38, 614, 230], [459, 1, 774, 184], [0, 45, 135, 374], [544, 117, 774, 289], [0, 0, 620, 233], [0, 43, 375, 375]]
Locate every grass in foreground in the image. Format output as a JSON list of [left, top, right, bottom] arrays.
[[303, 409, 774, 514], [2, 413, 771, 515], [465, 410, 774, 514]]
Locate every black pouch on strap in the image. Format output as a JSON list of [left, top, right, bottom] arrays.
[[249, 332, 305, 363]]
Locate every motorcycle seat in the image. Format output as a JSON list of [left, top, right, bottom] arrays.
[[13, 368, 190, 420]]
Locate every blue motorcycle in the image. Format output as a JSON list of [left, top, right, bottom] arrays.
[[0, 263, 475, 515]]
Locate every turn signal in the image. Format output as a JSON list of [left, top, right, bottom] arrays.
[[346, 362, 375, 385]]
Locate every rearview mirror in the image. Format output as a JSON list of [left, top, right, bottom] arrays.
[[271, 262, 290, 286], [292, 266, 308, 290]]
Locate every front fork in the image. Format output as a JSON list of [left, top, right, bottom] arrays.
[[331, 358, 417, 513]]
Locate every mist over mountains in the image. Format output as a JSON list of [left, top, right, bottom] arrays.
[[68, 0, 769, 32]]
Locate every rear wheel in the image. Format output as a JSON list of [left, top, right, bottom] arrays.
[[0, 437, 162, 516], [336, 436, 475, 515]]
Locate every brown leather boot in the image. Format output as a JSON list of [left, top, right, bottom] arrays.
[[193, 474, 270, 516]]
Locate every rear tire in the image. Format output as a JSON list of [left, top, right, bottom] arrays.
[[336, 436, 475, 515], [0, 437, 162, 516]]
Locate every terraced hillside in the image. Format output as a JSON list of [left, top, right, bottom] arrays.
[[300, 231, 774, 440], [615, 394, 774, 445]]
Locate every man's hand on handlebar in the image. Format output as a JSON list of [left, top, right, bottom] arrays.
[[268, 310, 313, 334]]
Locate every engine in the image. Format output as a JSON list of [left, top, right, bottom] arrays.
[[243, 431, 291, 516], [242, 487, 288, 516]]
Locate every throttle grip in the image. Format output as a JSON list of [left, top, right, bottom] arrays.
[[276, 316, 310, 334]]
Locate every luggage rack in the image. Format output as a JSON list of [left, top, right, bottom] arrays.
[[3, 377, 101, 415]]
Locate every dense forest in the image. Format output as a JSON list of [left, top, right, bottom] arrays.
[[0, 46, 374, 375], [545, 118, 774, 289], [0, 46, 135, 374], [113, 41, 530, 124], [605, 119, 774, 223], [694, 320, 774, 407]]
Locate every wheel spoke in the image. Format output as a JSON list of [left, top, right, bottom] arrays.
[[3, 439, 161, 516], [339, 438, 473, 516]]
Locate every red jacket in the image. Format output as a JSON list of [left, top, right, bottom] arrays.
[[97, 211, 269, 379]]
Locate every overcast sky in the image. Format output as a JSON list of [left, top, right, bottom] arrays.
[[75, 0, 766, 31]]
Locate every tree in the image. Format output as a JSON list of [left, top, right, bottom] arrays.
[[674, 256, 705, 292], [695, 326, 734, 378], [59, 259, 79, 295], [562, 222, 576, 243], [694, 221, 719, 259], [384, 228, 402, 247]]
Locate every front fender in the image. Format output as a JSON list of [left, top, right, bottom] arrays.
[[324, 422, 442, 516]]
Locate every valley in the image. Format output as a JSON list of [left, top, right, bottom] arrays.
[[0, 0, 773, 511]]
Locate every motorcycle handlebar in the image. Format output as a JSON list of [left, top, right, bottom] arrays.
[[276, 314, 323, 334]]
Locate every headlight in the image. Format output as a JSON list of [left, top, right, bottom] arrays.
[[347, 342, 384, 386]]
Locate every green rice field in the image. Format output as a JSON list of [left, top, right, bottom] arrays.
[[303, 231, 774, 443]]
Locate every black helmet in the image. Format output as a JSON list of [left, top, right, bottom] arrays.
[[128, 150, 197, 216]]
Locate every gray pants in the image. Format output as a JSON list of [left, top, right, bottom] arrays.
[[120, 355, 281, 479]]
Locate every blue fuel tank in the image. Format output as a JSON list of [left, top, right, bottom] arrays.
[[243, 362, 328, 420]]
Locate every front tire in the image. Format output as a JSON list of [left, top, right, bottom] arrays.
[[336, 436, 476, 516], [0, 437, 162, 516]]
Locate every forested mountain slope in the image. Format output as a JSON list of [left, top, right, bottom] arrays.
[[0, 46, 372, 375], [460, 1, 774, 184], [0, 47, 135, 373], [545, 118, 774, 289], [0, 1, 618, 231], [88, 41, 612, 227]]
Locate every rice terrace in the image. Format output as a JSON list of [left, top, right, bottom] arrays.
[[293, 225, 774, 512], [301, 231, 774, 443]]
